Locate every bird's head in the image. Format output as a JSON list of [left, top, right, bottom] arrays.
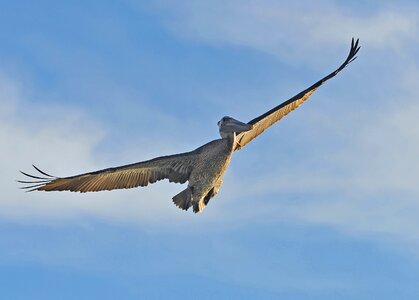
[[217, 116, 252, 139]]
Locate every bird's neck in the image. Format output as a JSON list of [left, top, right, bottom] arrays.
[[224, 133, 236, 151], [220, 132, 235, 140]]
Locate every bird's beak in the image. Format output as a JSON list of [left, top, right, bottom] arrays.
[[225, 118, 253, 133]]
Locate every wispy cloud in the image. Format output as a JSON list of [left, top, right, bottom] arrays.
[[0, 72, 198, 225], [148, 0, 419, 64], [125, 0, 419, 247], [224, 90, 419, 248], [3, 1, 419, 251], [4, 2, 419, 298]]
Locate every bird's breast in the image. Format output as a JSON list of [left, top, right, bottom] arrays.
[[189, 138, 234, 186]]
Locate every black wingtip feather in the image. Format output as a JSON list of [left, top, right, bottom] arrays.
[[340, 38, 360, 69], [19, 170, 49, 180], [19, 183, 46, 190], [17, 180, 50, 184], [32, 165, 55, 178], [18, 165, 58, 192]]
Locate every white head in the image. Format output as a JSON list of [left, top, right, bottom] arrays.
[[217, 116, 252, 139]]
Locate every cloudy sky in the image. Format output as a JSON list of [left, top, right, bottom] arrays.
[[1, 1, 419, 299]]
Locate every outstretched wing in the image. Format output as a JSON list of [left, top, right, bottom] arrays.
[[18, 151, 199, 193], [234, 38, 360, 150]]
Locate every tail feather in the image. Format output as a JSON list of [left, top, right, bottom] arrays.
[[172, 188, 192, 211]]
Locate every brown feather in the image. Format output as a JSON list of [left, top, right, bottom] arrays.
[[24, 151, 198, 193]]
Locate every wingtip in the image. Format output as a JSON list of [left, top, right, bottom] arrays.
[[352, 37, 359, 46], [18, 165, 57, 192], [342, 37, 361, 68], [32, 164, 55, 178], [19, 170, 48, 180], [351, 37, 361, 54], [348, 55, 358, 65]]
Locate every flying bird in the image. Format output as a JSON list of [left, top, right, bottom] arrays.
[[19, 38, 360, 213]]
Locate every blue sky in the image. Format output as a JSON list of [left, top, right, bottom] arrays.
[[1, 0, 419, 299]]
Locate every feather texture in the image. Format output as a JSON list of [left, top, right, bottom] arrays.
[[19, 151, 198, 193]]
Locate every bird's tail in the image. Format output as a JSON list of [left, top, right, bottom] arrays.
[[172, 187, 193, 211]]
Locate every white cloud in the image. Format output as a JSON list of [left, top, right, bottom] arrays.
[[293, 102, 419, 244], [136, 0, 419, 245], [0, 71, 260, 229], [0, 72, 198, 226], [148, 0, 418, 64], [223, 92, 419, 248], [2, 0, 419, 251]]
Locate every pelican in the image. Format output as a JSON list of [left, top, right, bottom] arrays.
[[19, 38, 360, 213]]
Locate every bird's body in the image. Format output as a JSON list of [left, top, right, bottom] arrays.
[[175, 135, 235, 212], [19, 39, 361, 213]]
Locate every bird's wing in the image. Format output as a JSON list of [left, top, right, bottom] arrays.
[[234, 38, 360, 151], [18, 151, 199, 193]]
